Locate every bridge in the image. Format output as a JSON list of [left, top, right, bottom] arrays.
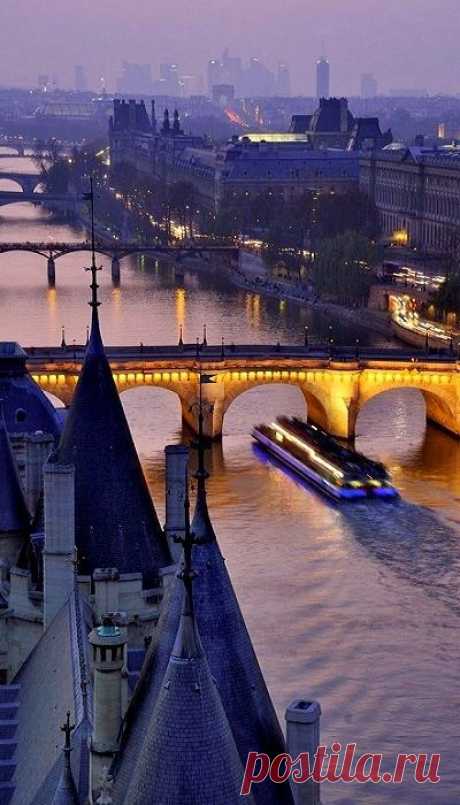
[[25, 343, 460, 440], [0, 172, 41, 194], [0, 139, 26, 157], [0, 241, 239, 283]]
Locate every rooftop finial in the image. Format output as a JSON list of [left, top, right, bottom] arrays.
[[189, 372, 218, 546], [83, 177, 103, 354], [172, 485, 201, 658], [51, 711, 78, 804], [61, 710, 75, 752]]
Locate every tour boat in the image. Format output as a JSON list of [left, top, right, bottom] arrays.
[[252, 417, 398, 501]]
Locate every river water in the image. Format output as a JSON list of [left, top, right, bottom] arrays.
[[1, 156, 459, 803]]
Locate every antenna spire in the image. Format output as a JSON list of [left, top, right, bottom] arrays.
[[84, 177, 103, 354]]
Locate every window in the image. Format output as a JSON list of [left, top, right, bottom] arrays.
[[15, 409, 26, 423]]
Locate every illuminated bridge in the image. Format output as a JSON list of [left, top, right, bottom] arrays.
[[0, 241, 238, 283], [26, 343, 460, 439]]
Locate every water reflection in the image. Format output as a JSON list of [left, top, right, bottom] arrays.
[[1, 192, 460, 802]]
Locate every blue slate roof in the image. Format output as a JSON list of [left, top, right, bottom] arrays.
[[0, 343, 61, 440], [56, 309, 171, 585], [113, 473, 293, 805], [0, 411, 30, 534], [11, 590, 92, 805], [125, 572, 254, 805]]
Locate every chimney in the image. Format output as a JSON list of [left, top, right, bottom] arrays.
[[94, 568, 120, 620], [164, 445, 189, 562], [285, 699, 321, 805], [43, 459, 75, 629], [89, 615, 127, 800], [23, 431, 54, 515]]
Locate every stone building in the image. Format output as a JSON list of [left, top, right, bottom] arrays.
[[109, 97, 392, 214], [360, 144, 460, 253], [289, 97, 392, 151], [0, 262, 321, 803]]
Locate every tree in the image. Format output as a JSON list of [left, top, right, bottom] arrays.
[[312, 231, 377, 306]]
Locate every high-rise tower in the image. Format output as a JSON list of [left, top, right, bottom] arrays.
[[316, 57, 330, 99]]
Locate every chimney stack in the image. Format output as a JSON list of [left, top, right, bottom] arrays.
[[89, 615, 127, 800], [43, 458, 75, 628], [285, 699, 322, 805]]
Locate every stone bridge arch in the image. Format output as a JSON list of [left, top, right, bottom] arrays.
[[0, 174, 42, 194], [356, 370, 460, 437], [221, 377, 331, 434], [31, 373, 76, 407]]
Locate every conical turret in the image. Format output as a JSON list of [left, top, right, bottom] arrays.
[[125, 497, 253, 805], [113, 377, 293, 804], [56, 184, 171, 584]]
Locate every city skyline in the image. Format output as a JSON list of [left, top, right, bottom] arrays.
[[0, 0, 459, 96]]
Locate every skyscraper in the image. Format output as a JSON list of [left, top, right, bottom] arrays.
[[207, 59, 222, 95], [75, 65, 88, 93], [361, 73, 378, 98], [316, 58, 330, 99], [277, 62, 291, 96]]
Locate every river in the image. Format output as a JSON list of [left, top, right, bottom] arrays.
[[0, 154, 459, 803]]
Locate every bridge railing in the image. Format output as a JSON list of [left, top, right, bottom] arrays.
[[23, 343, 460, 365]]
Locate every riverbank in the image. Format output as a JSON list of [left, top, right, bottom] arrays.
[[51, 203, 397, 343], [230, 255, 395, 341]]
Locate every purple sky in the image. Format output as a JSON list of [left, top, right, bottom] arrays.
[[1, 0, 458, 94]]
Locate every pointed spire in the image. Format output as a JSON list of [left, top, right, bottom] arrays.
[[124, 495, 251, 805], [191, 374, 215, 545], [172, 109, 181, 135], [172, 491, 200, 660], [51, 712, 79, 804], [55, 181, 171, 583], [162, 108, 170, 134], [61, 325, 66, 349], [84, 177, 103, 357]]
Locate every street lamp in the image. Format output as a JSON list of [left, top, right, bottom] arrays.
[[304, 326, 309, 348]]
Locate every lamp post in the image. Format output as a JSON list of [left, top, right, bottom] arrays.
[[304, 326, 309, 348]]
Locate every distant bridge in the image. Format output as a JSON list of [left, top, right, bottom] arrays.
[[0, 139, 26, 157], [0, 241, 239, 283], [0, 172, 41, 194], [0, 189, 78, 211], [25, 343, 460, 439]]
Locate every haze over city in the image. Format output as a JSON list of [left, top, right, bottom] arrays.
[[1, 0, 459, 94]]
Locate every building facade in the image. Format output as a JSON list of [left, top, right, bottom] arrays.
[[360, 145, 460, 253]]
